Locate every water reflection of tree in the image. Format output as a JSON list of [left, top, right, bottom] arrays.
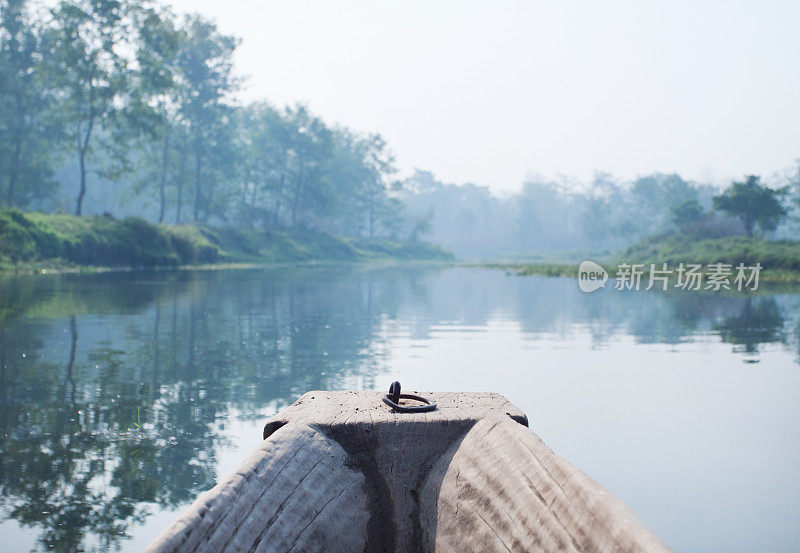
[[509, 276, 794, 358], [715, 297, 785, 355], [0, 317, 149, 552], [626, 293, 725, 345], [0, 266, 410, 551]]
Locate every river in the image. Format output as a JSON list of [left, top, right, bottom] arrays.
[[0, 265, 798, 552]]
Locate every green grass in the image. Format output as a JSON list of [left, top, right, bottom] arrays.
[[481, 262, 578, 277], [617, 234, 800, 272], [0, 209, 453, 273], [483, 235, 800, 283]]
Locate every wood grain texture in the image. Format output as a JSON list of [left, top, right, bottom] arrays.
[[143, 391, 672, 553], [420, 412, 672, 553], [142, 422, 369, 553]]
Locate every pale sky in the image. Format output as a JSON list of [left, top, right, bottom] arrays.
[[167, 0, 800, 192]]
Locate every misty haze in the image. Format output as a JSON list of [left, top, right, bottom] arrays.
[[1, 1, 799, 553]]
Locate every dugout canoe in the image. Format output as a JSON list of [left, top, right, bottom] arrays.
[[143, 389, 672, 553]]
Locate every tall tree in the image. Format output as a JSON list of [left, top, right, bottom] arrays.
[[0, 0, 58, 208], [235, 103, 292, 228], [176, 15, 238, 223], [313, 128, 397, 236], [172, 128, 190, 223], [265, 108, 295, 227], [47, 0, 133, 215], [196, 106, 239, 222], [284, 104, 333, 229], [712, 175, 788, 237], [360, 133, 397, 237], [126, 4, 184, 222]]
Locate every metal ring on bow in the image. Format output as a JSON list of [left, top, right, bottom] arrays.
[[381, 381, 437, 413]]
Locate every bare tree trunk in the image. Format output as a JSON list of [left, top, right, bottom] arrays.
[[75, 77, 96, 216], [290, 159, 304, 229], [368, 186, 375, 238], [193, 148, 202, 223], [76, 147, 87, 215], [158, 133, 170, 223], [6, 90, 27, 207], [176, 146, 186, 223], [743, 215, 753, 238], [6, 138, 21, 207], [248, 175, 258, 228], [272, 160, 287, 227], [249, 180, 258, 210]]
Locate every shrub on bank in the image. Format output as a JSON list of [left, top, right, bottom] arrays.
[[0, 211, 224, 267]]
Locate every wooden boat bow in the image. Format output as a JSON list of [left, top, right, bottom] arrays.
[[143, 390, 672, 553]]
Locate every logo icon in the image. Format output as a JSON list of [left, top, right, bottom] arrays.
[[578, 260, 608, 293]]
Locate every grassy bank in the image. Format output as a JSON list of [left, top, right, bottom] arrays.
[[485, 235, 800, 283], [0, 209, 453, 273], [617, 235, 800, 272], [482, 262, 578, 277]]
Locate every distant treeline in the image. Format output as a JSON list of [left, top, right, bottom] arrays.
[[400, 167, 800, 259], [0, 0, 402, 237]]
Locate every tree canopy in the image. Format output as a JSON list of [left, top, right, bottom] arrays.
[[712, 175, 787, 237], [0, 0, 403, 238]]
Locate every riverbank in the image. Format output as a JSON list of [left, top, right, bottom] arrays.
[[0, 209, 453, 274], [484, 235, 800, 284]]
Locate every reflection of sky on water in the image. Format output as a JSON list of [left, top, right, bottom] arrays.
[[0, 266, 798, 552]]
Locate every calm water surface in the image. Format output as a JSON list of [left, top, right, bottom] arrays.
[[1, 266, 798, 552]]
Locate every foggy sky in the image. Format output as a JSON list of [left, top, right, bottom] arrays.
[[166, 0, 800, 192]]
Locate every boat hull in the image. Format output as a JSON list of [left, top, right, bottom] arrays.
[[143, 391, 671, 553]]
